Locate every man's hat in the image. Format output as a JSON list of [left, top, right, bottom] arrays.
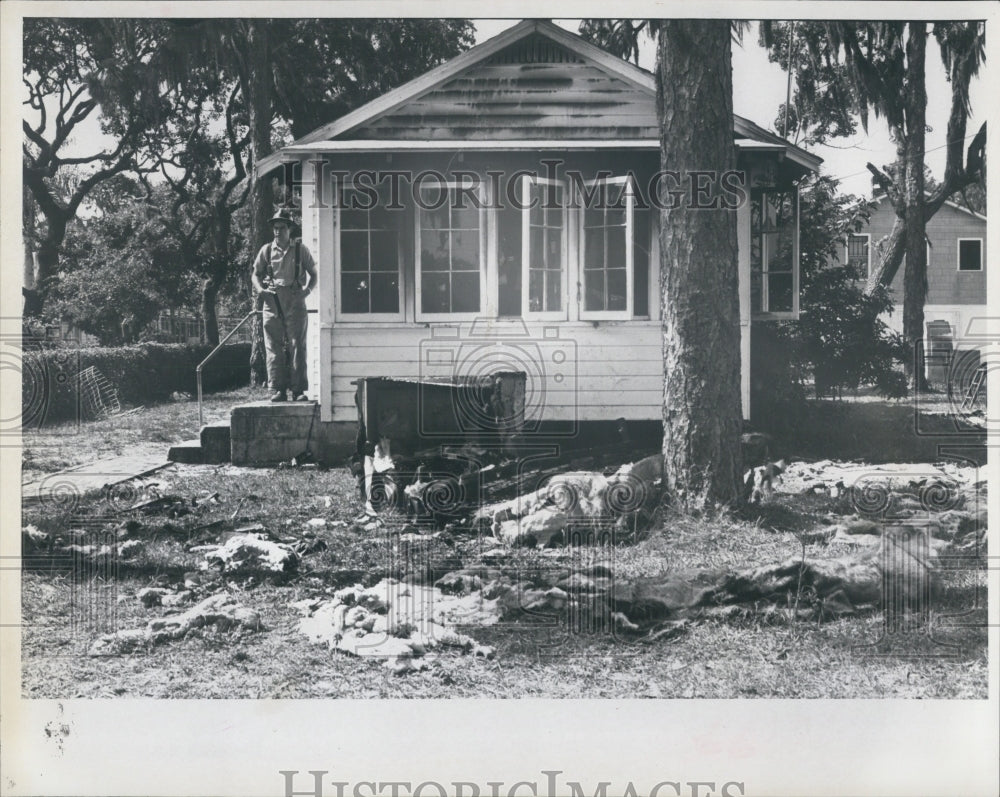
[[269, 207, 298, 228]]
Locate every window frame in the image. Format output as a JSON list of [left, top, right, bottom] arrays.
[[845, 232, 872, 278], [414, 179, 488, 322], [750, 186, 800, 321], [520, 175, 569, 321], [957, 237, 983, 272], [333, 180, 405, 323], [578, 175, 634, 322]]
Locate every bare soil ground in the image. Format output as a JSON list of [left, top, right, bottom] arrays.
[[18, 388, 989, 699]]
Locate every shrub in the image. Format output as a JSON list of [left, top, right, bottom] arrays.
[[797, 264, 909, 399], [20, 343, 251, 427], [749, 323, 808, 435]]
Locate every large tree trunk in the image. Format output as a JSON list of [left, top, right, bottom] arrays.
[[23, 222, 66, 318], [901, 24, 929, 392], [202, 213, 235, 346], [244, 21, 273, 387], [201, 277, 221, 346], [23, 185, 43, 318], [656, 21, 744, 511]]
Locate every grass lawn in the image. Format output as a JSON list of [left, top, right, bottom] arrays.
[[18, 390, 989, 699], [20, 386, 258, 484]]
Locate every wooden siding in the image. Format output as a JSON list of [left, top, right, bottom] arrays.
[[862, 201, 987, 306], [351, 35, 659, 141], [325, 321, 664, 423]]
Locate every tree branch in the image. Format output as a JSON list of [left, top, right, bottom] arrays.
[[54, 83, 88, 133], [926, 121, 986, 219], [865, 162, 901, 207], [23, 163, 68, 223], [66, 158, 134, 218], [48, 97, 98, 155], [22, 119, 52, 161]]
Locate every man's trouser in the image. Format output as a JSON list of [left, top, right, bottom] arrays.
[[261, 285, 308, 393]]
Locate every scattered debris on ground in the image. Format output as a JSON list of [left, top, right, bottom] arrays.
[[137, 586, 197, 608], [473, 454, 663, 546], [89, 592, 262, 656], [779, 460, 980, 502], [199, 534, 299, 583], [22, 442, 986, 674], [294, 579, 498, 674]]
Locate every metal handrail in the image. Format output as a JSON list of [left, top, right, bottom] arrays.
[[195, 306, 319, 427], [196, 309, 259, 427]]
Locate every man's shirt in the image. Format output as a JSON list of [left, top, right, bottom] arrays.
[[254, 240, 316, 288]]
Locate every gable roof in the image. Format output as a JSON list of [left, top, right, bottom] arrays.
[[871, 194, 986, 221], [258, 20, 821, 175]]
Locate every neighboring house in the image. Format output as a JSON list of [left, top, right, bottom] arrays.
[[259, 19, 820, 443], [845, 195, 987, 378]]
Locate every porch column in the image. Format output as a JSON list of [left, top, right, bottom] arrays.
[[737, 193, 751, 418]]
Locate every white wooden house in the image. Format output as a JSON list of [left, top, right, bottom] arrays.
[[257, 20, 820, 446]]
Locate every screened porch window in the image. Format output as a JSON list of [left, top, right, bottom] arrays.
[[750, 187, 799, 319], [336, 183, 403, 320], [846, 233, 871, 277], [416, 181, 485, 319], [581, 176, 633, 320], [522, 177, 566, 318]]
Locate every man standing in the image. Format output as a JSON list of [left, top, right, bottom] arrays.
[[251, 207, 319, 402]]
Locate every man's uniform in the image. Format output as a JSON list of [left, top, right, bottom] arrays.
[[252, 237, 316, 398]]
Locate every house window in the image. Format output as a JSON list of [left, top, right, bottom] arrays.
[[846, 233, 871, 277], [750, 187, 798, 318], [416, 180, 486, 319], [958, 238, 983, 271], [336, 183, 403, 320], [522, 177, 566, 319], [580, 176, 633, 320]]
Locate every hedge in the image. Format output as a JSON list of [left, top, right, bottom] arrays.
[[21, 343, 252, 427]]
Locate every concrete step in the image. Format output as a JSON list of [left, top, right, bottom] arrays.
[[168, 439, 205, 464], [200, 422, 232, 464], [230, 401, 323, 466]]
